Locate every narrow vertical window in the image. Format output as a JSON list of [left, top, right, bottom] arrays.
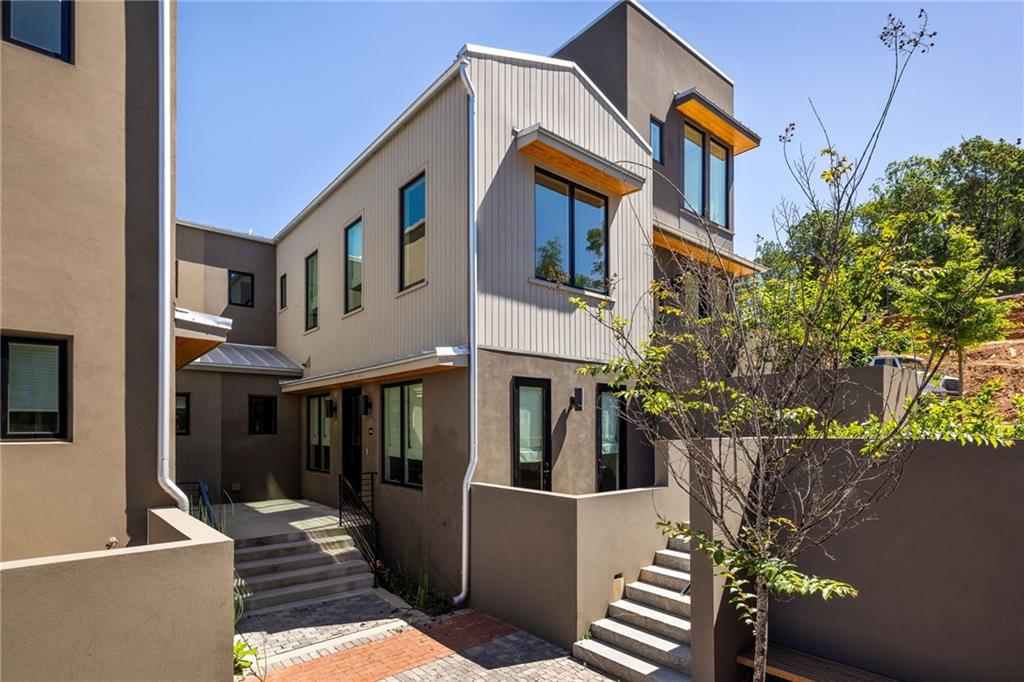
[[650, 118, 664, 164], [400, 174, 426, 290], [176, 394, 190, 436], [1, 336, 69, 440], [305, 251, 318, 330], [228, 270, 254, 307], [597, 387, 627, 492], [709, 140, 728, 226], [279, 273, 287, 310], [1, 0, 73, 62], [345, 219, 363, 312], [307, 394, 330, 472], [683, 125, 704, 217], [382, 381, 423, 487], [534, 172, 570, 282], [572, 187, 607, 291], [512, 377, 551, 491]]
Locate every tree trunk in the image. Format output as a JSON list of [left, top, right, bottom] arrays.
[[957, 349, 965, 399], [752, 579, 770, 682]]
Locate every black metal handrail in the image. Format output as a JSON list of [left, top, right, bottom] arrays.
[[339, 472, 382, 586]]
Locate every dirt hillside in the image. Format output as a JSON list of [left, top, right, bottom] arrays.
[[940, 340, 1024, 415]]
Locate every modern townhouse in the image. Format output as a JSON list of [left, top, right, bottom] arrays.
[[1, 1, 233, 679], [173, 1, 762, 679]]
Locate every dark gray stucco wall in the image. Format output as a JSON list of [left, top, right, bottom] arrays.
[[552, 2, 629, 116]]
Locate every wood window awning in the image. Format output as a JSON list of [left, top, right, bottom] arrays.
[[654, 226, 763, 277], [515, 124, 645, 196], [174, 307, 232, 369], [673, 89, 760, 155]]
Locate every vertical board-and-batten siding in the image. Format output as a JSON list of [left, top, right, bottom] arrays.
[[472, 53, 653, 362], [275, 79, 468, 377]]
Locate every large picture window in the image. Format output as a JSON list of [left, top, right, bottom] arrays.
[[307, 394, 330, 472], [400, 174, 426, 290], [382, 381, 423, 487], [305, 251, 319, 330], [534, 170, 608, 293], [1, 0, 73, 62], [1, 336, 68, 440], [511, 377, 551, 491], [683, 123, 731, 228], [345, 218, 363, 312]]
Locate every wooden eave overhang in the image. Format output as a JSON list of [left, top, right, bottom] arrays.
[[174, 307, 232, 369], [279, 346, 469, 394], [515, 124, 645, 196], [653, 226, 764, 277], [673, 88, 760, 155]]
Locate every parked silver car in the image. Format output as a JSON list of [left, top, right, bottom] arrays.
[[869, 355, 961, 397]]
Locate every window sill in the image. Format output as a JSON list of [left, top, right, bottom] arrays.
[[303, 325, 320, 336], [679, 208, 732, 234], [395, 280, 428, 299], [529, 277, 614, 304], [342, 306, 364, 320], [0, 438, 73, 444]]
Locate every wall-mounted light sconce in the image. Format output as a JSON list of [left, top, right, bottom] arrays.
[[571, 387, 584, 411], [361, 394, 373, 416]]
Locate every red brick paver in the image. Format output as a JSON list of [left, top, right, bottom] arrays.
[[267, 610, 515, 682]]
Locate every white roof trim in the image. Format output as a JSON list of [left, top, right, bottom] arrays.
[[550, 0, 733, 86], [177, 219, 274, 244], [280, 346, 469, 393], [174, 306, 233, 333], [274, 60, 464, 243], [459, 44, 652, 155]]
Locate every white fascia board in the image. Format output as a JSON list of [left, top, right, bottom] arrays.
[[459, 44, 652, 155]]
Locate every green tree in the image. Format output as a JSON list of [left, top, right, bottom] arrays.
[[897, 223, 1015, 392]]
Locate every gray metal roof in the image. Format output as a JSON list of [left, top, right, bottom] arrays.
[[187, 343, 304, 376]]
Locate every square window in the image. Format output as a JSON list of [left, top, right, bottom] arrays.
[[228, 270, 254, 307], [1, 0, 73, 62], [249, 395, 277, 435], [1, 336, 69, 440]]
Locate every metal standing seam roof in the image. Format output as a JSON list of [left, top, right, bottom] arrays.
[[187, 343, 304, 376]]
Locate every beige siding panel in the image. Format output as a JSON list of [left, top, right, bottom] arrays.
[[472, 55, 653, 361], [275, 80, 468, 377]]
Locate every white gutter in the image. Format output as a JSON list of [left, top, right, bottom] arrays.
[[158, 0, 189, 513], [453, 58, 477, 605]]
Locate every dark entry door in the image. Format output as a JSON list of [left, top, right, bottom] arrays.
[[341, 388, 363, 493], [597, 386, 627, 492]]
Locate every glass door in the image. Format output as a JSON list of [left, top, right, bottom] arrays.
[[597, 386, 626, 491], [512, 377, 551, 491]]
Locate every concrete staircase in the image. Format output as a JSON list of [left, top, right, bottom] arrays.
[[234, 526, 374, 614], [573, 536, 693, 681]]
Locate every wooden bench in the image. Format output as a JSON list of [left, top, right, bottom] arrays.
[[737, 645, 898, 682]]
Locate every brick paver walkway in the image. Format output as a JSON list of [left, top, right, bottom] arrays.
[[238, 590, 608, 681]]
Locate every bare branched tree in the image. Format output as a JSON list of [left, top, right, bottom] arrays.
[[568, 11, 1016, 681]]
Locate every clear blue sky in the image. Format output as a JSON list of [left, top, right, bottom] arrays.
[[177, 1, 1023, 258]]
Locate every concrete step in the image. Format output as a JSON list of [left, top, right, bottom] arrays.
[[625, 581, 691, 617], [235, 546, 362, 578], [241, 573, 374, 611], [640, 565, 691, 592], [233, 537, 354, 562], [667, 536, 690, 553], [237, 559, 369, 593], [233, 526, 350, 550], [608, 599, 692, 643], [591, 618, 692, 673], [573, 638, 690, 682], [654, 549, 691, 572]]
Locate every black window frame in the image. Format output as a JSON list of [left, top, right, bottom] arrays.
[[533, 168, 610, 294], [305, 251, 319, 331], [399, 173, 427, 291], [1, 335, 69, 441], [279, 273, 287, 310], [681, 119, 732, 230], [1, 0, 74, 63], [650, 117, 664, 165], [381, 379, 424, 488], [248, 395, 277, 435], [595, 384, 628, 492], [175, 393, 190, 436], [306, 394, 330, 473], [510, 376, 552, 492], [228, 270, 255, 308], [344, 217, 363, 313]]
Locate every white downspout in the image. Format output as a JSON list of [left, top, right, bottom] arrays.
[[453, 58, 477, 605], [157, 0, 189, 513]]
